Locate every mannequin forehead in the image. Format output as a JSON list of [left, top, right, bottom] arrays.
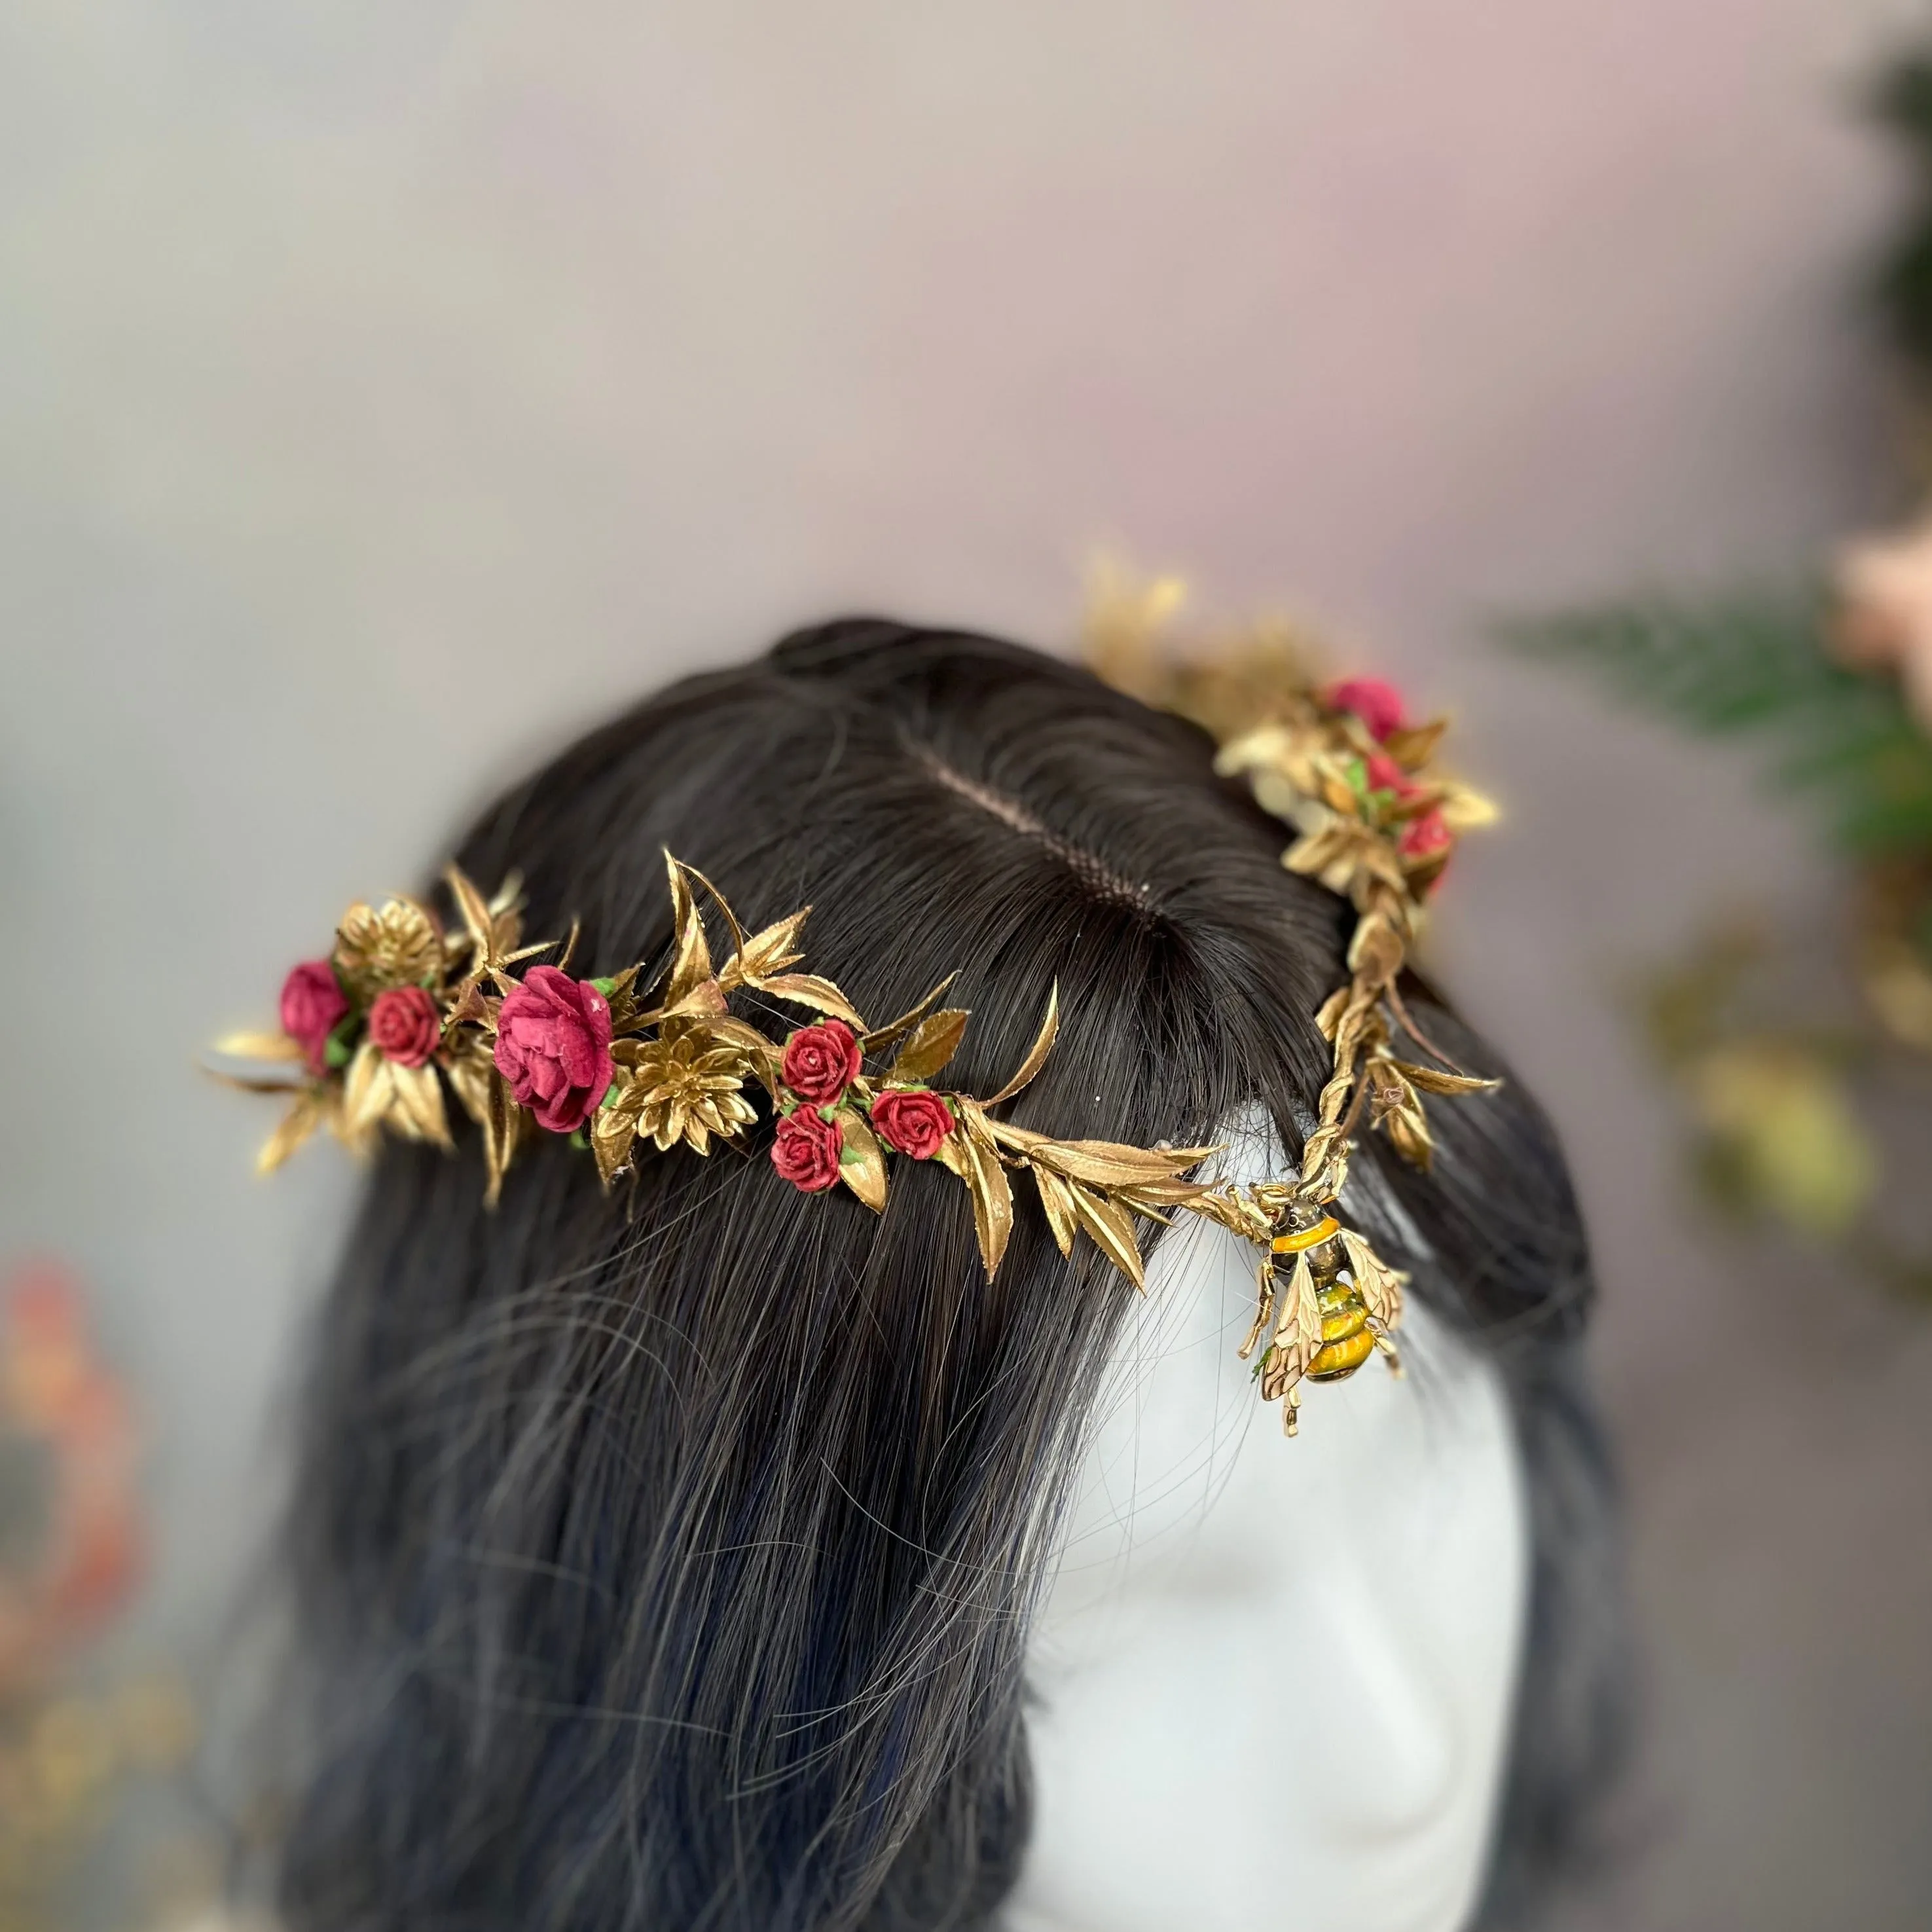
[[1013, 1121, 1529, 1932], [1038, 1189, 1514, 1613]]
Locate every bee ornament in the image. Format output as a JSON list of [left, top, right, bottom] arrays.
[[1241, 1201, 1407, 1434]]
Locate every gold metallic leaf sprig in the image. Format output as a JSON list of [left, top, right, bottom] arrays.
[[1085, 560, 1501, 1209]]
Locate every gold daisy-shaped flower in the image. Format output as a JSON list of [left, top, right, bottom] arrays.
[[615, 1028, 759, 1157], [334, 897, 443, 996]]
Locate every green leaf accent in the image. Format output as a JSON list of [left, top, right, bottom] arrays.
[[1502, 589, 1932, 857], [591, 975, 619, 995], [323, 1034, 352, 1070]]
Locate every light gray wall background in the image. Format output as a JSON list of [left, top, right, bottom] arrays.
[[5, 3, 1930, 1925]]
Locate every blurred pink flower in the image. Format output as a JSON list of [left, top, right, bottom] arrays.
[[0, 1261, 141, 1695], [1831, 519, 1932, 733]]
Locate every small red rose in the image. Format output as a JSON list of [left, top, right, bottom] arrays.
[[280, 959, 348, 1072], [1328, 676, 1406, 742], [367, 985, 441, 1068], [1364, 752, 1416, 796], [492, 965, 615, 1134], [1398, 808, 1453, 868], [871, 1088, 955, 1160], [780, 1021, 864, 1106], [771, 1107, 844, 1192]]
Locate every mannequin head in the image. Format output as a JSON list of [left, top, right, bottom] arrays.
[[273, 621, 1622, 1931], [1010, 1116, 1529, 1932]]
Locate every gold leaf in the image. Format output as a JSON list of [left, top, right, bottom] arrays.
[[835, 1104, 888, 1212], [591, 1101, 638, 1190], [955, 1119, 1015, 1278], [760, 973, 866, 1029], [388, 1062, 453, 1150], [860, 975, 958, 1056], [1382, 1103, 1434, 1169], [600, 962, 644, 1031], [1067, 1182, 1145, 1291], [482, 1066, 518, 1207], [1213, 722, 1296, 781], [1318, 764, 1361, 816], [890, 1008, 971, 1083], [663, 853, 714, 1010], [703, 1015, 784, 1096], [441, 1041, 488, 1121], [1382, 719, 1448, 769], [677, 861, 748, 965], [1312, 989, 1351, 1043], [203, 1058, 309, 1093], [1114, 1176, 1218, 1209], [1186, 1186, 1274, 1245], [1283, 824, 1354, 879], [1030, 1163, 1078, 1256], [213, 1030, 304, 1063], [1364, 1055, 1420, 1125], [444, 864, 496, 958], [723, 907, 810, 987], [981, 983, 1060, 1105], [340, 1040, 390, 1138], [1393, 1060, 1501, 1099], [659, 979, 730, 1021], [1007, 1135, 1216, 1188], [1347, 909, 1406, 985], [257, 1089, 324, 1173], [1437, 782, 1499, 831]]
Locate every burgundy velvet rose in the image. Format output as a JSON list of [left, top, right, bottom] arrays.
[[771, 1108, 844, 1192], [367, 985, 440, 1067], [1328, 676, 1405, 742], [492, 965, 614, 1133], [779, 1021, 863, 1105], [280, 960, 347, 1071], [871, 1088, 955, 1160]]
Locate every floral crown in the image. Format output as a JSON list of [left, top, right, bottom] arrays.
[[213, 592, 1494, 1432]]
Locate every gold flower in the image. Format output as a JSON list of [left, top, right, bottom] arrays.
[[334, 898, 444, 995], [613, 1027, 758, 1156]]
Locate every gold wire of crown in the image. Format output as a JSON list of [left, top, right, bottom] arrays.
[[209, 588, 1495, 1432]]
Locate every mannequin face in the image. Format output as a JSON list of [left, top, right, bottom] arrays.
[[1008, 1127, 1528, 1932]]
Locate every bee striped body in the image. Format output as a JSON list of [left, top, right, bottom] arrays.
[[1309, 1275, 1377, 1381]]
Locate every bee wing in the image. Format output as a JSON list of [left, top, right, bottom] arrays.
[[1340, 1228, 1406, 1330], [1275, 1251, 1322, 1384]]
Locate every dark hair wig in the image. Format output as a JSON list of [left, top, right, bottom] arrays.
[[272, 621, 1624, 1932]]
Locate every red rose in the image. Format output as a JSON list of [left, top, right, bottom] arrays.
[[1328, 676, 1405, 742], [1399, 808, 1451, 857], [367, 984, 441, 1067], [779, 1021, 863, 1105], [280, 959, 348, 1072], [1364, 752, 1416, 796], [771, 1108, 844, 1192], [871, 1088, 955, 1160], [1398, 808, 1454, 877], [492, 965, 614, 1134]]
